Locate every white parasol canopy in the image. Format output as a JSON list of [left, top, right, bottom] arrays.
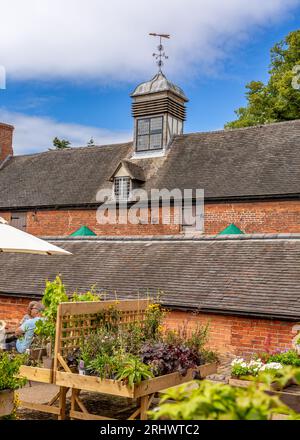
[[0, 217, 71, 255]]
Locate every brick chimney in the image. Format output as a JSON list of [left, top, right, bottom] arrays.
[[0, 123, 14, 163]]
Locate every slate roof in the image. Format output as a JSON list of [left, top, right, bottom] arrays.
[[1, 120, 300, 209], [0, 142, 133, 208], [1, 235, 300, 320]]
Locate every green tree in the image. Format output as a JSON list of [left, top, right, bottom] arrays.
[[50, 137, 71, 150], [226, 30, 300, 128]]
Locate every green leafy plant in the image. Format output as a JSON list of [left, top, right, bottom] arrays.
[[150, 367, 300, 420], [267, 350, 300, 367], [0, 353, 27, 391], [85, 349, 153, 387], [120, 321, 145, 355], [87, 353, 120, 380], [79, 328, 121, 368], [35, 276, 68, 346], [115, 356, 154, 387], [164, 321, 210, 355], [71, 288, 102, 302]]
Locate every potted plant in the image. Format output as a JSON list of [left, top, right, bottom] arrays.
[[0, 352, 27, 417]]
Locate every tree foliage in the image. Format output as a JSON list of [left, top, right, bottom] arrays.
[[50, 137, 71, 150], [226, 30, 300, 128]]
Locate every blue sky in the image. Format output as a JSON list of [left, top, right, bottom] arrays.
[[0, 0, 299, 154]]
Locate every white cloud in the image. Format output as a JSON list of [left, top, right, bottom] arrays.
[[0, 108, 132, 154], [0, 0, 298, 82]]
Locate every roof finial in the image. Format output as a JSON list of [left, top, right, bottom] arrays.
[[149, 33, 170, 74]]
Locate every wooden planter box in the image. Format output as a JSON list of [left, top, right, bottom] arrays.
[[19, 365, 53, 384], [0, 389, 14, 417], [55, 362, 217, 420], [18, 365, 67, 419], [52, 300, 218, 419], [56, 362, 217, 399], [228, 377, 291, 391]]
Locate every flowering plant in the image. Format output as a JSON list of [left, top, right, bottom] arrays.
[[231, 357, 282, 378]]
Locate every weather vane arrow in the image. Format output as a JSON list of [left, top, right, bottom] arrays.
[[149, 33, 170, 73]]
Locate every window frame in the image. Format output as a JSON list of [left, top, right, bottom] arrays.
[[113, 176, 131, 201], [135, 116, 163, 152]]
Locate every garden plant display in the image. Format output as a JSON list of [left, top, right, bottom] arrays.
[[231, 349, 300, 379], [0, 352, 27, 418], [15, 277, 217, 420], [52, 297, 218, 420], [69, 302, 215, 385], [151, 366, 300, 420]]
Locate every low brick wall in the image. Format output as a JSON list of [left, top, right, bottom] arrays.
[[0, 296, 32, 330], [165, 311, 297, 356], [1, 295, 298, 356]]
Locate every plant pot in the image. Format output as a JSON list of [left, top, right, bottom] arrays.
[[42, 356, 54, 369], [0, 389, 14, 417], [30, 348, 47, 361]]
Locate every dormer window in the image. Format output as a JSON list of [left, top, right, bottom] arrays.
[[136, 116, 163, 152], [114, 177, 131, 200]]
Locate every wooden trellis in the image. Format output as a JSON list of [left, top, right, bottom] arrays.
[[53, 299, 217, 420], [20, 299, 217, 420]]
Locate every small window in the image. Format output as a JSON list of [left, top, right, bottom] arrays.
[[114, 177, 131, 200], [136, 117, 163, 152]]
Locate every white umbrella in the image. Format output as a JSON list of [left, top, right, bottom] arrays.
[[0, 217, 71, 255]]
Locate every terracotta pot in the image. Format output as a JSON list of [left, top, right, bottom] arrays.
[[30, 348, 47, 361], [0, 389, 14, 417]]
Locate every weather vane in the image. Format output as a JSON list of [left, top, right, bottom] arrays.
[[149, 33, 170, 73]]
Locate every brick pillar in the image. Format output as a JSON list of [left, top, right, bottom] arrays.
[[0, 122, 14, 163]]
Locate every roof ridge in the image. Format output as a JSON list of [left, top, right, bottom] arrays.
[[175, 119, 300, 138], [11, 141, 133, 159], [42, 233, 300, 242]]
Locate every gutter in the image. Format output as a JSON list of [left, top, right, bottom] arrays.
[[1, 194, 300, 212], [166, 304, 300, 322]]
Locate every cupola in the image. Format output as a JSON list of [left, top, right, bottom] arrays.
[[131, 34, 188, 156]]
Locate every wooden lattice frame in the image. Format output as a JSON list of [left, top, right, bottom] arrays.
[[53, 299, 149, 376], [19, 300, 217, 420]]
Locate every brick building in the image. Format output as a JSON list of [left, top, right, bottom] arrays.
[[0, 235, 299, 356], [1, 72, 300, 355], [1, 73, 300, 236]]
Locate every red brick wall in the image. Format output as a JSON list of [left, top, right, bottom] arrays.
[[0, 296, 31, 330], [205, 200, 300, 234], [1, 208, 181, 236], [1, 295, 298, 356], [2, 199, 300, 236], [0, 123, 14, 163], [165, 311, 297, 356]]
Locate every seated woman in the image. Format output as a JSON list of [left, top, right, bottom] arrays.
[[5, 301, 39, 344], [20, 301, 39, 325], [5, 302, 44, 353]]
